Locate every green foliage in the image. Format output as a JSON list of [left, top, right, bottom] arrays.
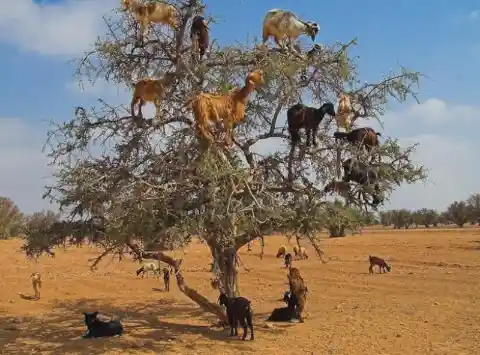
[[0, 197, 23, 240], [445, 201, 469, 228]]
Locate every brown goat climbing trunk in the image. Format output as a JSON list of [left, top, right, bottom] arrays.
[[126, 241, 227, 323]]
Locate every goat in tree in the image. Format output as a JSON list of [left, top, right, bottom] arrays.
[[287, 102, 336, 147], [186, 69, 264, 147], [190, 15, 210, 60], [333, 127, 382, 152]]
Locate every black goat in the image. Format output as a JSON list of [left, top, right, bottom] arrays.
[[333, 127, 381, 152], [190, 15, 209, 59], [324, 158, 383, 207], [162, 267, 170, 291], [266, 291, 295, 322], [82, 311, 123, 338], [284, 253, 293, 268], [218, 293, 254, 340], [287, 102, 336, 147]]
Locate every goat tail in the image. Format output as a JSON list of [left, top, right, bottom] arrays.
[[333, 131, 348, 139]]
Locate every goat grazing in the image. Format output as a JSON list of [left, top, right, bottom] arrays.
[[131, 72, 176, 119], [287, 102, 336, 147], [82, 311, 123, 338], [284, 253, 293, 268], [218, 293, 254, 340], [187, 69, 264, 147], [334, 127, 381, 152], [336, 93, 355, 131], [120, 0, 179, 38], [162, 267, 170, 291], [262, 9, 319, 52], [136, 261, 160, 278], [31, 272, 41, 300], [369, 255, 391, 274], [190, 15, 209, 60], [287, 267, 307, 322], [276, 245, 287, 258]]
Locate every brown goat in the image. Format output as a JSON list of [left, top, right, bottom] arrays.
[[287, 267, 307, 322], [369, 255, 391, 273], [287, 102, 336, 147], [31, 272, 42, 300], [120, 0, 180, 38], [131, 72, 176, 119], [190, 16, 209, 60], [186, 69, 264, 147], [333, 127, 381, 151]]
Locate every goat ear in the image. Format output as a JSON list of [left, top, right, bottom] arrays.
[[92, 311, 99, 317]]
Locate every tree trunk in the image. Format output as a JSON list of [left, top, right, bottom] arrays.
[[127, 241, 227, 323], [259, 236, 264, 260]]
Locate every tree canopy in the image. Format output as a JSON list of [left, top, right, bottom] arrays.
[[21, 0, 425, 307]]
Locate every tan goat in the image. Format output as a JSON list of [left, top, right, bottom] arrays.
[[186, 69, 264, 147], [335, 93, 356, 131], [120, 0, 180, 38], [130, 72, 176, 119], [31, 272, 42, 300]]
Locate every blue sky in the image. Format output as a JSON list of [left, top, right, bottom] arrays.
[[0, 0, 479, 213]]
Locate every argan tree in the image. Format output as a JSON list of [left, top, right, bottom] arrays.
[[21, 0, 425, 320], [445, 201, 469, 228], [0, 197, 23, 240]]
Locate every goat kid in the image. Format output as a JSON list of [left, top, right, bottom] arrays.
[[31, 272, 41, 300], [190, 16, 209, 60], [284, 253, 293, 268], [369, 255, 391, 274], [287, 102, 336, 147], [262, 9, 319, 52], [162, 267, 170, 291], [335, 93, 356, 131], [136, 261, 160, 278], [131, 72, 176, 119], [218, 293, 254, 340], [82, 311, 123, 338], [334, 127, 381, 152], [187, 69, 264, 147], [120, 0, 179, 39]]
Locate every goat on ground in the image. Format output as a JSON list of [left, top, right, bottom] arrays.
[[266, 291, 295, 322], [186, 69, 264, 147], [162, 267, 170, 291], [333, 127, 381, 152], [136, 261, 160, 278], [262, 9, 319, 52], [284, 253, 293, 268], [120, 0, 179, 39], [369, 255, 391, 274], [293, 246, 308, 259], [130, 72, 176, 119], [276, 245, 287, 258], [31, 272, 41, 300], [190, 16, 209, 60], [218, 293, 254, 340], [287, 267, 307, 322], [82, 311, 123, 338], [287, 102, 336, 147]]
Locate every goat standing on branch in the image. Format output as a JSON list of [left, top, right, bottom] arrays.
[[190, 15, 210, 60], [120, 0, 180, 39], [262, 9, 319, 52], [287, 102, 336, 148], [334, 127, 381, 152], [335, 93, 355, 131], [186, 69, 264, 147], [130, 72, 176, 119]]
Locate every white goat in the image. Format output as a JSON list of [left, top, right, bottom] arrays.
[[31, 272, 42, 299], [262, 9, 319, 52], [136, 260, 160, 278], [120, 0, 180, 38]]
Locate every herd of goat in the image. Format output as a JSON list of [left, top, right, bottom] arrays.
[[27, 0, 394, 341], [121, 0, 386, 206]]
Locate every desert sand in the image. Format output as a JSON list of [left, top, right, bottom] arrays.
[[0, 229, 479, 354]]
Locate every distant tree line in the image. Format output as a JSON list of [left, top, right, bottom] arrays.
[[377, 193, 480, 229]]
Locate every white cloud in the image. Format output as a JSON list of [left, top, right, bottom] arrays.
[[0, 117, 56, 214], [0, 0, 118, 56], [469, 10, 479, 20]]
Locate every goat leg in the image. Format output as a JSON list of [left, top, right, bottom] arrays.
[[246, 312, 254, 340], [238, 317, 248, 340]]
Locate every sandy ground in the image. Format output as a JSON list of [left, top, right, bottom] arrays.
[[0, 229, 479, 355]]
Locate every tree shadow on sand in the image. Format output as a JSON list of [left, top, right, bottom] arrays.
[[0, 297, 284, 354]]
